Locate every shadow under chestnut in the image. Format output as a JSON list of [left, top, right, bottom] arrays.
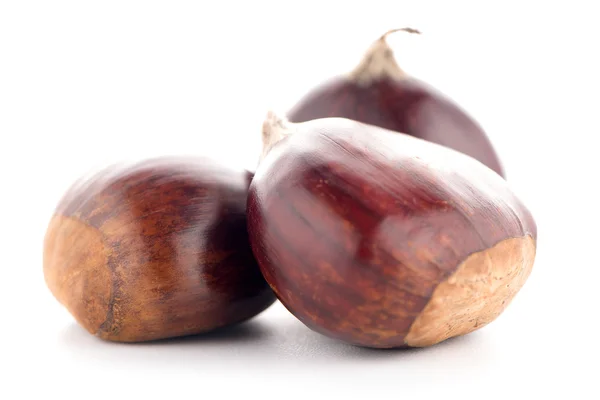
[[58, 306, 495, 374]]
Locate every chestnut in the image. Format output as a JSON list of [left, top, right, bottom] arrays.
[[43, 157, 275, 342], [248, 113, 537, 348], [287, 28, 505, 177]]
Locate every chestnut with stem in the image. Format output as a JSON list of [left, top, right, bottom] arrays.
[[287, 27, 505, 177], [249, 112, 536, 348]]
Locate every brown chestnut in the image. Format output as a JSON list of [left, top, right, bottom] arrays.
[[43, 157, 275, 342], [248, 113, 537, 348], [287, 28, 505, 177]]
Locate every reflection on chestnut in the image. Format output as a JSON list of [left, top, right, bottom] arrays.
[[248, 113, 536, 348], [287, 28, 505, 177], [43, 157, 275, 342]]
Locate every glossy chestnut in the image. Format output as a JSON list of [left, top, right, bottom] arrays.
[[287, 28, 505, 177], [43, 156, 275, 342], [248, 113, 536, 348]]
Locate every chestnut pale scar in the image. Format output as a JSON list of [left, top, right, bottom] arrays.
[[43, 216, 112, 335], [404, 235, 536, 347]]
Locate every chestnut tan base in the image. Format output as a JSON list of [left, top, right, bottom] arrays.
[[43, 216, 111, 335], [404, 235, 536, 347]]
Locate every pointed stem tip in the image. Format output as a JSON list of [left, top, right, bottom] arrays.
[[259, 110, 296, 164], [349, 27, 421, 86], [380, 27, 421, 42]]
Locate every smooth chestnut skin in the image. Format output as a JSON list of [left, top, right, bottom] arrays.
[[249, 115, 536, 348], [43, 157, 275, 342], [288, 29, 505, 177]]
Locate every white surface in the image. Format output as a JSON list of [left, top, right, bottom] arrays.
[[1, 1, 598, 399]]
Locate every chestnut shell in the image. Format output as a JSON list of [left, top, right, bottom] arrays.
[[288, 76, 504, 177], [43, 157, 275, 342], [248, 117, 536, 348]]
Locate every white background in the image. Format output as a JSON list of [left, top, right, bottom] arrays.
[[1, 1, 598, 398]]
